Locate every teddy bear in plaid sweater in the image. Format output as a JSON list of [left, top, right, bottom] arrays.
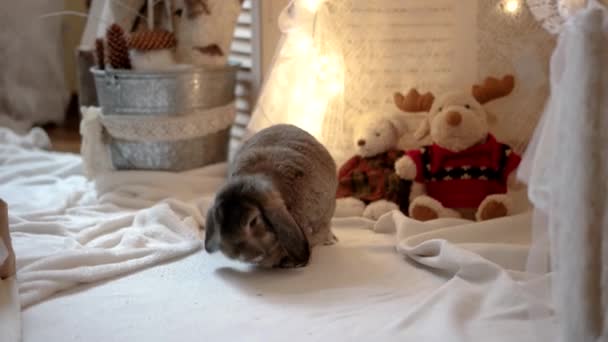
[[335, 114, 417, 220], [394, 75, 522, 221]]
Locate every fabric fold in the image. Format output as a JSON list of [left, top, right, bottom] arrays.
[[1, 132, 228, 308]]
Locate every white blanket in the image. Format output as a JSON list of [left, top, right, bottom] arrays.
[[379, 212, 555, 341], [0, 130, 226, 309], [21, 214, 555, 342], [2, 128, 556, 341]]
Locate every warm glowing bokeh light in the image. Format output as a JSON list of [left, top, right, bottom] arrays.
[[302, 0, 322, 12], [503, 0, 520, 14]]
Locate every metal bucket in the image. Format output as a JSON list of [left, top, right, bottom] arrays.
[[108, 128, 231, 171], [92, 65, 237, 115], [91, 65, 238, 171]]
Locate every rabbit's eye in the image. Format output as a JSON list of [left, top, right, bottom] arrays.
[[464, 104, 471, 109], [249, 216, 259, 227], [174, 9, 183, 17]]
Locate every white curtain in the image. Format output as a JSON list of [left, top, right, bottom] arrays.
[[0, 1, 69, 132], [519, 1, 608, 341]]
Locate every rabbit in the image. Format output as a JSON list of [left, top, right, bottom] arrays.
[[204, 124, 338, 268]]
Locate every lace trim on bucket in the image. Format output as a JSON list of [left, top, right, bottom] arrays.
[[100, 101, 236, 143]]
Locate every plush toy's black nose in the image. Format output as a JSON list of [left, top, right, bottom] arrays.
[[446, 111, 462, 127], [357, 139, 366, 146]]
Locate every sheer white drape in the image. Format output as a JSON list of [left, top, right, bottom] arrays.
[[519, 1, 608, 341]]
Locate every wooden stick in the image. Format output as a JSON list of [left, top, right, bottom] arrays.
[[164, 0, 174, 33], [0, 199, 15, 279], [147, 0, 154, 29]]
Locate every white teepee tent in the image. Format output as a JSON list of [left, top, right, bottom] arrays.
[[248, 0, 555, 165]]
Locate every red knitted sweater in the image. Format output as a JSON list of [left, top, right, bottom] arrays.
[[407, 134, 521, 209]]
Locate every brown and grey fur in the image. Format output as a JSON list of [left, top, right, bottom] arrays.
[[204, 124, 338, 268]]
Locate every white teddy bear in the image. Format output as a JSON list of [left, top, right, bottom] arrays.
[[335, 113, 420, 220]]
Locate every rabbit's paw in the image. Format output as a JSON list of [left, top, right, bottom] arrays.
[[323, 232, 339, 246]]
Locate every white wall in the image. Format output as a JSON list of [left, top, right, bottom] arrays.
[[0, 1, 70, 131]]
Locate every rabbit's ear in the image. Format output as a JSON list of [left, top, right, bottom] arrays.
[[262, 194, 310, 265], [204, 204, 221, 253]]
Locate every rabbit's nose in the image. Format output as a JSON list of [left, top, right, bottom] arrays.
[[446, 111, 462, 127], [357, 139, 366, 146]]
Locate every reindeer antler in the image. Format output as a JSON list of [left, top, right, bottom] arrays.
[[394, 89, 435, 113], [472, 75, 515, 104]]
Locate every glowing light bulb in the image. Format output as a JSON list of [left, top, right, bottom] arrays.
[[302, 0, 322, 12], [289, 30, 314, 55], [312, 56, 326, 71], [295, 36, 313, 54], [293, 85, 304, 99], [309, 53, 343, 96], [327, 80, 343, 95], [503, 0, 520, 14], [308, 100, 326, 114], [298, 100, 326, 137], [314, 55, 340, 76]]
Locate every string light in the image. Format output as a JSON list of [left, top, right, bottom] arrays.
[[313, 55, 340, 81], [503, 0, 520, 14], [294, 33, 314, 54], [326, 79, 343, 96], [277, 0, 342, 139], [306, 100, 326, 117], [302, 0, 323, 13], [298, 99, 326, 137]]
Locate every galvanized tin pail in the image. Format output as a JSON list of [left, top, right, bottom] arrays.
[[91, 65, 238, 171]]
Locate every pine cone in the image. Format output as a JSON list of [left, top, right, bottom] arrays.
[[105, 24, 131, 70], [127, 30, 177, 51], [95, 38, 105, 70]]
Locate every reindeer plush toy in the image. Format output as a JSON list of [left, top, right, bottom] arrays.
[[394, 75, 521, 221]]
